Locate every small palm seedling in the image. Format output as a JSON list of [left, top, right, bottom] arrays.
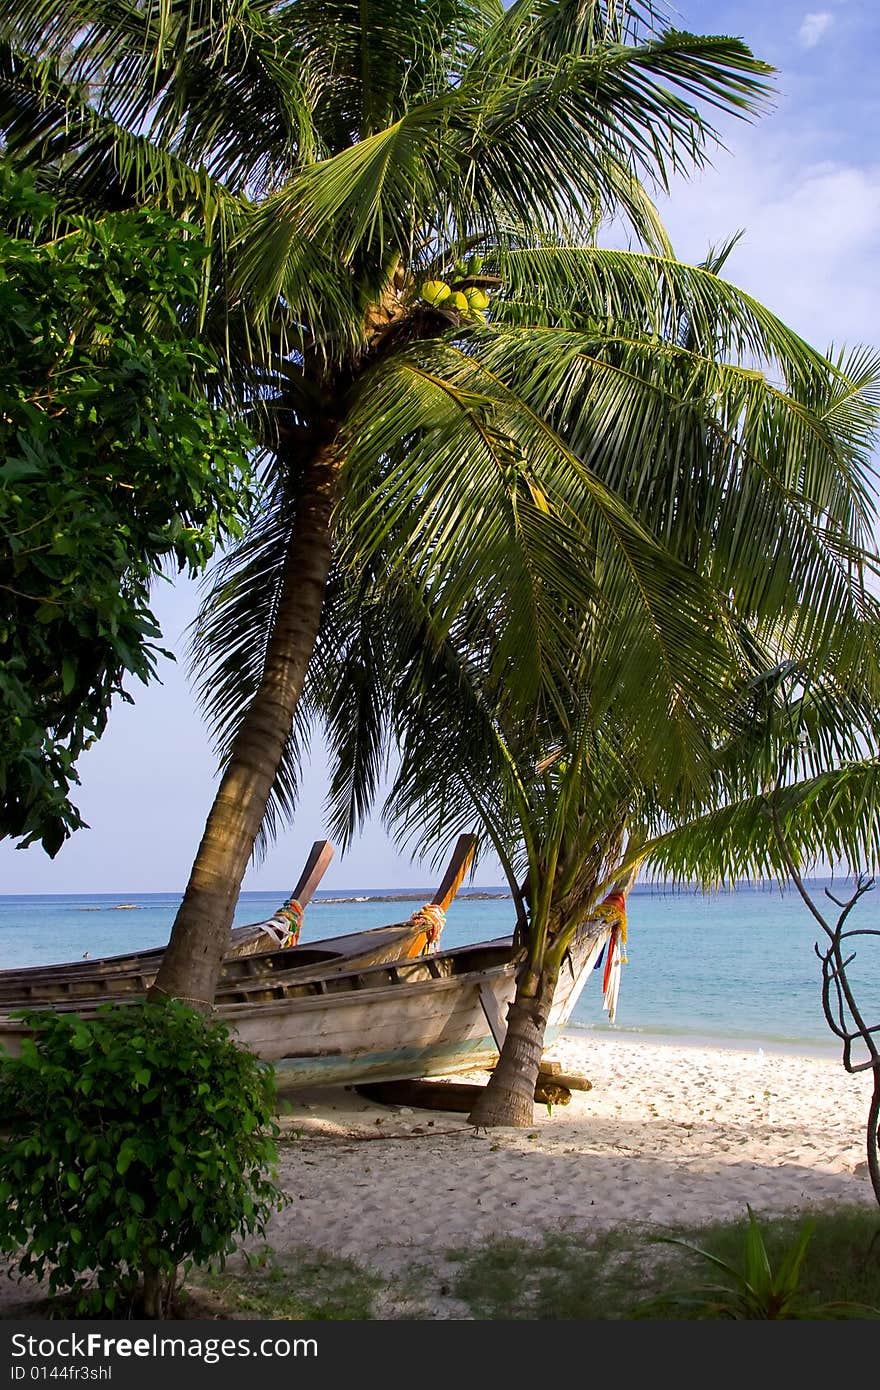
[[637, 1207, 879, 1319]]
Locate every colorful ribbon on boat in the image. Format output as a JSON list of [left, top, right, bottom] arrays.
[[597, 891, 628, 1022], [596, 890, 627, 943], [269, 897, 304, 948], [409, 902, 445, 953]]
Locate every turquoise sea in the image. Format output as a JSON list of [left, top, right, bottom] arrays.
[[1, 880, 877, 1056]]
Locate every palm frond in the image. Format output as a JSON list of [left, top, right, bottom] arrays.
[[0, 1, 316, 195], [232, 98, 455, 296], [489, 246, 827, 381], [0, 39, 247, 220], [453, 21, 773, 243], [308, 570, 393, 847], [464, 325, 879, 651], [339, 338, 746, 778], [643, 761, 880, 886]]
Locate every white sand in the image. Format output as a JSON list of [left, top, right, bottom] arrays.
[[267, 1033, 876, 1291], [1, 1032, 875, 1318]]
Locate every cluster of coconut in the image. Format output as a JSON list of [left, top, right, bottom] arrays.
[[419, 256, 490, 322]]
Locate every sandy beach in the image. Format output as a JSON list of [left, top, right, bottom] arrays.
[[260, 1031, 876, 1313], [1, 1031, 876, 1319]]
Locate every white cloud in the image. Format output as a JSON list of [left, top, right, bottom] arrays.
[[645, 138, 880, 356], [798, 12, 834, 48]]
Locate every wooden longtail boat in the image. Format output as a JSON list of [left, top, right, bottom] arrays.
[[0, 836, 476, 1007], [0, 840, 337, 990], [229, 918, 610, 1085], [0, 914, 610, 1085]]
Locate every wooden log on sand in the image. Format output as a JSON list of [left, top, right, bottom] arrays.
[[539, 1070, 593, 1093], [355, 1073, 585, 1112], [479, 1058, 594, 1093]]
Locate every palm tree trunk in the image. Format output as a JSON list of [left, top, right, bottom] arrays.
[[149, 441, 339, 1009], [468, 962, 560, 1128]]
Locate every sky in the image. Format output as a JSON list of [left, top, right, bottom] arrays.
[[1, 0, 878, 895]]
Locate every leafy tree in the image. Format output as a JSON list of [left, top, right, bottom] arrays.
[[0, 165, 253, 855], [369, 612, 880, 1123]]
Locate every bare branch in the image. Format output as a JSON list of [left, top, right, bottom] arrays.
[[774, 812, 880, 1208]]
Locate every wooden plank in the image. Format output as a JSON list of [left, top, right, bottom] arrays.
[[290, 840, 334, 906], [540, 1070, 592, 1093], [355, 1077, 572, 1111], [534, 1079, 572, 1106], [356, 1079, 479, 1110], [477, 979, 508, 1051], [431, 834, 478, 910], [2, 915, 604, 1087]]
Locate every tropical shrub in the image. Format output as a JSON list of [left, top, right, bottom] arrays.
[[638, 1206, 880, 1319], [0, 1000, 285, 1316]]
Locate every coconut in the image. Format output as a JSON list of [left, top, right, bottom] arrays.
[[464, 287, 490, 312], [466, 255, 484, 275], [448, 290, 470, 312], [420, 280, 451, 307]]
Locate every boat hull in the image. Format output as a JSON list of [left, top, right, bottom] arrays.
[[0, 924, 608, 1085], [0, 921, 273, 988], [0, 834, 477, 1006], [0, 921, 437, 1008], [230, 922, 605, 1086]]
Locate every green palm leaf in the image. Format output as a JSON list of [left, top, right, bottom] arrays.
[[642, 760, 880, 887]]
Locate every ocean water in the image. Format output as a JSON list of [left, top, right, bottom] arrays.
[[1, 881, 877, 1056]]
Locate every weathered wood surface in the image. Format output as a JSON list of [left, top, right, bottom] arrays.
[[539, 1070, 593, 1092], [477, 978, 509, 1050], [228, 839, 336, 957], [292, 839, 335, 906], [477, 1058, 592, 1091], [355, 1077, 573, 1110], [0, 833, 476, 1005], [0, 834, 477, 1006], [431, 834, 478, 911], [0, 921, 442, 1008], [0, 916, 609, 1091], [0, 946, 518, 1080]]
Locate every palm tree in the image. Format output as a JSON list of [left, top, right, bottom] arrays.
[[2, 0, 872, 1022], [368, 585, 880, 1125], [302, 260, 880, 1123]]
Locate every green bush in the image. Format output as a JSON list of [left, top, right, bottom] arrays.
[[0, 163, 255, 855], [0, 1000, 286, 1316]]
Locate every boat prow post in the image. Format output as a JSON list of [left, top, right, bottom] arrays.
[[404, 833, 478, 957]]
